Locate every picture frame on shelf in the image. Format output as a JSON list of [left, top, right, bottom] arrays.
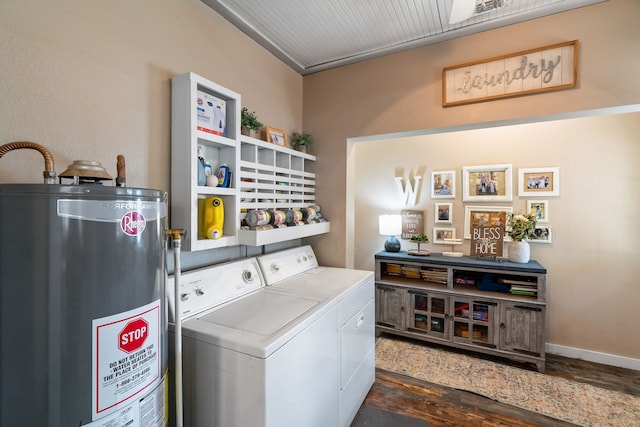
[[529, 226, 553, 243], [265, 126, 288, 147], [518, 167, 560, 197], [431, 170, 455, 199], [462, 164, 512, 202], [526, 200, 549, 223], [435, 203, 453, 224], [433, 227, 456, 244], [463, 205, 513, 239]]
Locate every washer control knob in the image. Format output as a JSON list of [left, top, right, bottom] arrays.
[[271, 263, 280, 273], [180, 293, 189, 301], [195, 289, 204, 296], [242, 269, 253, 283]]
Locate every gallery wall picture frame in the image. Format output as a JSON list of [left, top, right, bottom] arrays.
[[462, 164, 512, 202], [265, 126, 288, 147], [526, 200, 549, 223], [431, 170, 455, 199], [435, 203, 453, 224], [518, 167, 560, 197], [463, 205, 513, 239], [433, 227, 456, 244], [529, 226, 553, 243]]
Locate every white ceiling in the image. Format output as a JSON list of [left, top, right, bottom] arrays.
[[201, 0, 605, 75]]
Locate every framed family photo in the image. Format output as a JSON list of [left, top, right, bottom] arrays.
[[529, 226, 553, 243], [433, 227, 456, 244], [526, 200, 549, 223], [518, 167, 560, 197], [463, 205, 513, 239], [265, 126, 288, 147], [431, 170, 455, 199], [435, 203, 453, 224], [462, 164, 512, 202]]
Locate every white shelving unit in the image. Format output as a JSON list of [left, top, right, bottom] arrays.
[[171, 72, 240, 251], [171, 72, 329, 251]]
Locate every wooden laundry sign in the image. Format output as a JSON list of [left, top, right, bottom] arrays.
[[443, 40, 578, 107]]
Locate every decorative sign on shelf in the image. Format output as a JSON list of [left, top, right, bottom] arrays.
[[443, 40, 578, 107], [470, 224, 505, 258], [469, 211, 506, 258], [401, 210, 424, 240]]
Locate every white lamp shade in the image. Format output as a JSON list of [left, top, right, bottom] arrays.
[[379, 214, 402, 236]]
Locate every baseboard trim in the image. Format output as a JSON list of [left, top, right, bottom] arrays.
[[546, 343, 640, 371]]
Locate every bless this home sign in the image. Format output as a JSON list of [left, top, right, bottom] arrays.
[[443, 40, 578, 107]]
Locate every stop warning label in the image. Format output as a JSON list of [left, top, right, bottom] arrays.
[[118, 318, 149, 353], [92, 300, 161, 420]]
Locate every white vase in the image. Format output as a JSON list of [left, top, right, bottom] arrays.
[[508, 240, 530, 263]]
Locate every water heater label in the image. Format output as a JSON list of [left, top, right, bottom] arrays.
[[92, 300, 161, 421], [57, 199, 167, 223]]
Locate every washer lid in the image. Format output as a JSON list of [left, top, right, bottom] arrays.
[[182, 288, 333, 358], [199, 291, 317, 335]]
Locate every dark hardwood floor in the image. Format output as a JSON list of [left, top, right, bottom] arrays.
[[352, 349, 640, 427]]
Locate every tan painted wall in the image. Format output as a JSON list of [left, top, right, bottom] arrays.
[[303, 0, 640, 359], [352, 111, 640, 359], [0, 0, 302, 191], [304, 0, 640, 268]]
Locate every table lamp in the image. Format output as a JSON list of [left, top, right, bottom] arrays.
[[379, 214, 402, 252]]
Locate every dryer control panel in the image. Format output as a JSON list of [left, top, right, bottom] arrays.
[[257, 245, 319, 286]]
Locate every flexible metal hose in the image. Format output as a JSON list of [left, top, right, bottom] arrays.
[[0, 141, 57, 183]]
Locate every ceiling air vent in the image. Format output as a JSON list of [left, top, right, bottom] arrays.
[[450, 0, 510, 24]]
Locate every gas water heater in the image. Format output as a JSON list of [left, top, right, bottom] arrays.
[[0, 183, 169, 427]]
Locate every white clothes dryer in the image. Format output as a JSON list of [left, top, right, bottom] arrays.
[[257, 245, 376, 427]]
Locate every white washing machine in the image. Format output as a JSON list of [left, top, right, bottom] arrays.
[[168, 257, 340, 427], [257, 245, 376, 427]]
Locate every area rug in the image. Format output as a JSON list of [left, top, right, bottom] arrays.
[[376, 337, 640, 427]]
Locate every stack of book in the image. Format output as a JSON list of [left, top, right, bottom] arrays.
[[454, 276, 476, 286], [500, 277, 538, 296], [401, 265, 421, 279], [421, 268, 448, 284], [385, 263, 402, 276]]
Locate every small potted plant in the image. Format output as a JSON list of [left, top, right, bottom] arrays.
[[409, 233, 430, 256], [241, 107, 263, 137], [506, 212, 537, 263], [290, 131, 313, 153]]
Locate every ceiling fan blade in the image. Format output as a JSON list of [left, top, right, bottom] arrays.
[[449, 0, 476, 24]]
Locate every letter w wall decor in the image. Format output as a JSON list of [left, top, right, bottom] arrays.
[[395, 173, 421, 207]]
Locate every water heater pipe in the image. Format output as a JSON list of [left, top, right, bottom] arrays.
[[116, 154, 126, 187], [0, 141, 56, 183], [167, 228, 185, 427]]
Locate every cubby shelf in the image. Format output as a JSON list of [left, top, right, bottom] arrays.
[[171, 72, 329, 251]]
